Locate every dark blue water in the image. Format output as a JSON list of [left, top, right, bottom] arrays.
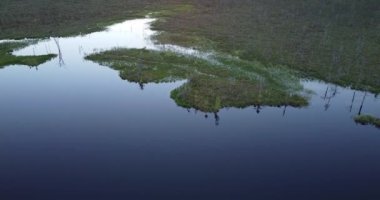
[[0, 19, 379, 200]]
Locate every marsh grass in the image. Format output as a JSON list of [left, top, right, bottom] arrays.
[[354, 115, 380, 129], [0, 41, 56, 68], [0, 0, 183, 40], [1, 0, 378, 94], [151, 0, 380, 94], [86, 48, 308, 112]]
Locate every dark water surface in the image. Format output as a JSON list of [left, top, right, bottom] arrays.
[[0, 19, 380, 200]]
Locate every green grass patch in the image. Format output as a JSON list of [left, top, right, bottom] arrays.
[[86, 48, 308, 112], [3, 0, 377, 94], [354, 115, 380, 129], [150, 0, 380, 94], [0, 0, 189, 40], [1, 0, 379, 93], [147, 4, 193, 18], [0, 41, 56, 68]]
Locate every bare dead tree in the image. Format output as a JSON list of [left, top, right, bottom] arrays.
[[349, 91, 356, 113], [358, 91, 367, 115], [324, 96, 331, 111], [282, 105, 287, 117], [322, 85, 338, 111], [323, 86, 329, 100], [53, 38, 64, 66]]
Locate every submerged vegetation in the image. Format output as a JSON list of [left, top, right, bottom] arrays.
[[354, 115, 380, 129], [0, 41, 56, 68], [86, 48, 308, 112]]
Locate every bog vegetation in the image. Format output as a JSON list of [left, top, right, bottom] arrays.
[[355, 115, 380, 129], [0, 41, 56, 68], [1, 0, 379, 94], [152, 0, 380, 93], [86, 48, 308, 112]]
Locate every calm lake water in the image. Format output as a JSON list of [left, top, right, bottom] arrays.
[[1, 18, 380, 200]]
